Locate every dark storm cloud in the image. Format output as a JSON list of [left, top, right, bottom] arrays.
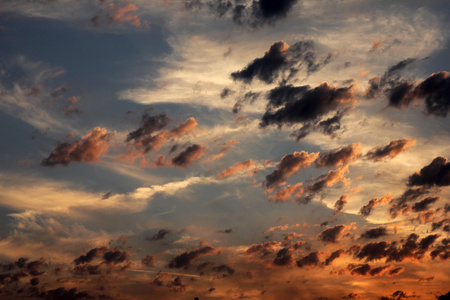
[[263, 151, 318, 190], [41, 128, 114, 167], [315, 143, 362, 168], [333, 194, 348, 216], [260, 83, 354, 140], [147, 229, 171, 241], [359, 194, 393, 217], [186, 0, 299, 28], [318, 225, 345, 244], [360, 227, 388, 240], [171, 144, 207, 168], [365, 139, 416, 162], [296, 251, 319, 268], [325, 249, 345, 265], [408, 157, 450, 187], [167, 246, 215, 268], [412, 196, 439, 212], [74, 247, 108, 265]]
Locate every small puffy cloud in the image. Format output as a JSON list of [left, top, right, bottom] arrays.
[[296, 251, 319, 268], [147, 229, 171, 241], [365, 139, 416, 162], [41, 127, 114, 167], [325, 249, 345, 265], [315, 143, 362, 168], [360, 227, 388, 240], [167, 246, 215, 268], [264, 151, 319, 191], [318, 225, 346, 244], [333, 194, 348, 216], [246, 241, 280, 256], [141, 255, 154, 267], [359, 193, 393, 217], [170, 144, 207, 168]]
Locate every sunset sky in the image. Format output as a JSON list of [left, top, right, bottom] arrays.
[[1, 1, 450, 299]]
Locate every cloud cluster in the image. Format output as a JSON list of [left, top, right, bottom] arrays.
[[41, 127, 114, 167], [167, 246, 215, 268], [185, 0, 299, 28], [315, 143, 362, 168]]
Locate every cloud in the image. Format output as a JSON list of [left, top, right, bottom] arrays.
[[411, 196, 440, 212], [389, 187, 428, 218], [73, 247, 108, 265], [355, 241, 391, 262], [359, 193, 393, 217], [408, 156, 450, 187], [315, 143, 362, 168], [302, 165, 350, 202], [167, 246, 215, 268], [170, 144, 207, 168], [231, 40, 329, 84], [347, 263, 390, 277], [260, 83, 355, 140], [296, 251, 319, 268], [212, 264, 235, 275], [387, 267, 404, 276], [365, 139, 416, 162], [204, 139, 238, 162], [333, 194, 348, 216], [246, 241, 280, 256], [325, 249, 345, 265], [41, 127, 114, 167], [186, 0, 299, 28], [267, 182, 303, 202], [147, 229, 171, 241], [142, 255, 155, 267], [318, 225, 346, 244], [360, 227, 388, 239], [217, 159, 254, 179], [263, 151, 319, 191]]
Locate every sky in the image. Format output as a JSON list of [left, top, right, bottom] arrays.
[[0, 0, 450, 299]]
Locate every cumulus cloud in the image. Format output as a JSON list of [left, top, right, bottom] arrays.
[[185, 0, 299, 29], [407, 156, 450, 187], [231, 40, 329, 84], [315, 143, 362, 168], [264, 151, 318, 191], [170, 144, 207, 168], [260, 82, 355, 140], [365, 139, 416, 162], [360, 227, 388, 239], [41, 127, 114, 167], [325, 249, 345, 265], [296, 251, 319, 268], [267, 182, 304, 202], [318, 225, 346, 244], [347, 263, 391, 277], [246, 241, 280, 256], [167, 246, 215, 268]]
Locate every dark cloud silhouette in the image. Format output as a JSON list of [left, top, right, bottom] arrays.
[[356, 241, 391, 262], [430, 238, 450, 260], [325, 249, 345, 265], [246, 241, 280, 256], [147, 229, 171, 241], [360, 227, 388, 239], [387, 267, 404, 276], [260, 83, 355, 140], [43, 287, 91, 300], [347, 263, 390, 277], [318, 225, 345, 244], [387, 233, 439, 262], [212, 264, 235, 275], [315, 143, 362, 168], [333, 194, 348, 216], [412, 196, 439, 212], [232, 91, 260, 113], [296, 251, 319, 268], [168, 246, 215, 268], [389, 187, 428, 218], [102, 249, 130, 264], [74, 247, 108, 265], [408, 156, 450, 187], [232, 40, 328, 84], [264, 151, 318, 191], [365, 139, 416, 162], [41, 127, 114, 167], [186, 0, 299, 28], [126, 112, 171, 144], [437, 291, 450, 300], [342, 293, 361, 299], [171, 144, 207, 168]]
